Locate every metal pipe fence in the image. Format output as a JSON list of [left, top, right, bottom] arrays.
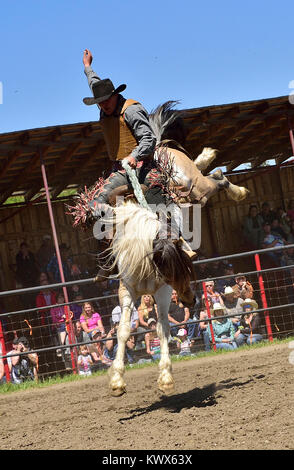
[[0, 243, 293, 383]]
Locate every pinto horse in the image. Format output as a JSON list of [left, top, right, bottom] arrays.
[[106, 201, 195, 396]]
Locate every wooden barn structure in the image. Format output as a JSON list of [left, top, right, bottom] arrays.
[[1, 94, 294, 301]]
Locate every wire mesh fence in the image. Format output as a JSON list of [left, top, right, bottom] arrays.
[[0, 244, 293, 384]]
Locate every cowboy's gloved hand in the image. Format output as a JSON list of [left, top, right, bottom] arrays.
[[124, 155, 137, 169], [83, 49, 93, 67]]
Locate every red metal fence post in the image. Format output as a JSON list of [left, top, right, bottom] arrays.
[[254, 254, 273, 342], [40, 152, 77, 373], [202, 282, 217, 351], [0, 321, 11, 383]]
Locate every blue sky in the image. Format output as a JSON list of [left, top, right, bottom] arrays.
[[1, 0, 293, 133]]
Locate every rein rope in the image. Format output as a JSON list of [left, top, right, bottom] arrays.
[[121, 159, 151, 211]]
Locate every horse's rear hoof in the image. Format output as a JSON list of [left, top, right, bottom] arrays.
[[110, 387, 126, 397]]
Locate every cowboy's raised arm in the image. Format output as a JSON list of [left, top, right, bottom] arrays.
[[83, 49, 101, 92]]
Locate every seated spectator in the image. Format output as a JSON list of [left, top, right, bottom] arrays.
[[202, 280, 224, 306], [207, 303, 238, 350], [197, 298, 212, 351], [259, 202, 276, 225], [168, 290, 196, 341], [223, 286, 243, 328], [36, 234, 54, 273], [6, 337, 20, 375], [194, 254, 214, 280], [10, 337, 38, 384], [70, 283, 83, 301], [50, 291, 72, 358], [138, 295, 158, 328], [103, 322, 135, 365], [77, 345, 93, 376], [70, 294, 84, 322], [232, 274, 254, 300], [47, 243, 72, 284], [111, 304, 139, 333], [145, 318, 161, 360], [235, 298, 263, 346], [287, 200, 294, 222], [36, 272, 57, 327], [276, 207, 291, 237], [176, 328, 193, 357], [261, 221, 285, 265], [287, 220, 294, 244], [80, 302, 106, 362], [216, 262, 236, 295], [0, 344, 5, 385], [271, 218, 288, 241], [74, 321, 89, 345], [242, 204, 264, 249]]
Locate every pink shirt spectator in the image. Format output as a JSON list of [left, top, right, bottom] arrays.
[[80, 312, 101, 330], [50, 306, 66, 325]]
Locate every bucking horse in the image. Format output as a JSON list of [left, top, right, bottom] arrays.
[[69, 101, 249, 395]]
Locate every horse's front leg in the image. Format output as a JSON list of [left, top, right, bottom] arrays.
[[154, 284, 174, 394], [108, 281, 134, 396]]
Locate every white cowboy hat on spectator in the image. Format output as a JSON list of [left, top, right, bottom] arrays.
[[224, 286, 234, 295], [212, 302, 225, 312], [241, 298, 258, 311], [147, 318, 156, 326]]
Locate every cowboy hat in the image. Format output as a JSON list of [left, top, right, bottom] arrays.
[[241, 298, 258, 310], [83, 79, 127, 106], [212, 302, 225, 311], [224, 286, 234, 295]]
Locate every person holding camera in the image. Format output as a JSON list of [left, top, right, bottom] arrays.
[[10, 337, 38, 384]]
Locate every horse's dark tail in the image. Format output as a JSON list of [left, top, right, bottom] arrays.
[[149, 101, 187, 147], [152, 238, 194, 296]]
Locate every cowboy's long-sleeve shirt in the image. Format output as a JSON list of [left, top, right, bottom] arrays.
[[84, 66, 156, 161]]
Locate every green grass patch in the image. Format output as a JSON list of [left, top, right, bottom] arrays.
[[1, 336, 292, 395]]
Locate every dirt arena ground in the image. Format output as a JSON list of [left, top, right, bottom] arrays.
[[0, 342, 293, 450]]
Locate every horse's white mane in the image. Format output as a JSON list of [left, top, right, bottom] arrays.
[[110, 202, 161, 281]]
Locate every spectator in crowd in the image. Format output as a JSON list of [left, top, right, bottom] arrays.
[[77, 345, 94, 376], [235, 298, 263, 346], [197, 298, 212, 351], [207, 303, 238, 350], [287, 200, 294, 222], [74, 321, 89, 345], [168, 290, 196, 341], [36, 272, 56, 329], [47, 243, 72, 284], [259, 202, 276, 225], [6, 337, 19, 374], [232, 274, 254, 300], [223, 286, 243, 328], [287, 220, 294, 244], [209, 255, 223, 279], [176, 328, 193, 357], [70, 293, 84, 322], [194, 254, 214, 280], [138, 295, 157, 329], [111, 304, 139, 333], [10, 337, 38, 384], [145, 318, 161, 361], [242, 204, 264, 249], [271, 218, 288, 241], [0, 344, 5, 385], [50, 291, 71, 358], [280, 247, 294, 305], [15, 242, 39, 288], [80, 302, 106, 362], [70, 283, 84, 301], [202, 280, 224, 306], [276, 207, 291, 237], [261, 221, 285, 265], [103, 322, 135, 365], [36, 235, 54, 273], [216, 261, 236, 295]]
